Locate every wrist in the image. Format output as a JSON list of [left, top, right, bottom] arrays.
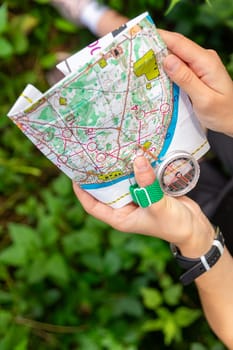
[[79, 1, 109, 35], [176, 223, 215, 258]]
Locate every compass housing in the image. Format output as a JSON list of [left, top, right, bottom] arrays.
[[156, 151, 200, 197]]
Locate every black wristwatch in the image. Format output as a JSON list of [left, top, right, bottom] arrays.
[[170, 226, 225, 286]]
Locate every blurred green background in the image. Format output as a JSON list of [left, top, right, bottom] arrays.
[[0, 0, 232, 349]]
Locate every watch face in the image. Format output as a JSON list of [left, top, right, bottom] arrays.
[[156, 151, 200, 196]]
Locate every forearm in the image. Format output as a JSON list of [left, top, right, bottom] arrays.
[[195, 248, 233, 349], [96, 9, 128, 37], [175, 220, 233, 348]]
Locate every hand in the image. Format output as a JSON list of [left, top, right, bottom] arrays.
[[73, 156, 214, 258], [159, 30, 233, 136]]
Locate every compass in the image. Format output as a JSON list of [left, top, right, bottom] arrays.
[[156, 151, 200, 197]]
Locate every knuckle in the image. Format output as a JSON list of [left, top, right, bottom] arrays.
[[178, 67, 194, 85], [206, 49, 222, 70], [206, 48, 220, 60]]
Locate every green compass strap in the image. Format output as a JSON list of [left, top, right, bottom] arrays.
[[130, 179, 164, 208]]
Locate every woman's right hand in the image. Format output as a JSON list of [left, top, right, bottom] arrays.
[[159, 30, 233, 136]]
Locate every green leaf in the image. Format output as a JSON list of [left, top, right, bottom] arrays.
[[0, 310, 12, 331], [100, 332, 123, 350], [0, 290, 12, 304], [40, 53, 57, 69], [109, 0, 124, 12], [78, 335, 99, 350], [38, 216, 59, 247], [0, 157, 41, 176], [8, 223, 41, 249], [41, 189, 64, 216], [159, 274, 173, 289], [34, 0, 50, 4], [0, 245, 28, 266], [44, 288, 61, 306], [140, 287, 163, 310], [142, 319, 163, 332], [62, 228, 100, 255], [52, 173, 72, 196], [174, 307, 201, 327], [0, 264, 8, 280], [103, 250, 122, 276], [80, 253, 103, 272], [124, 236, 147, 254], [85, 215, 109, 232], [226, 18, 233, 29], [109, 229, 129, 247], [11, 32, 28, 55], [190, 343, 207, 350], [54, 18, 78, 33], [142, 307, 182, 345], [112, 296, 143, 318], [46, 253, 69, 285], [0, 3, 8, 34], [14, 338, 29, 350], [211, 343, 226, 350], [165, 0, 181, 15], [163, 284, 182, 306], [27, 252, 48, 284], [163, 318, 181, 345], [11, 14, 39, 35], [138, 239, 171, 274], [0, 37, 13, 57], [0, 325, 29, 350], [156, 307, 182, 345]]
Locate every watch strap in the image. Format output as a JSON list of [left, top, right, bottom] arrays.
[[170, 226, 224, 285]]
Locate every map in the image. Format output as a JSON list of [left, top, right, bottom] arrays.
[[7, 13, 209, 207]]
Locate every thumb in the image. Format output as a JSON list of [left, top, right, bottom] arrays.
[[163, 54, 208, 105], [133, 156, 155, 187]]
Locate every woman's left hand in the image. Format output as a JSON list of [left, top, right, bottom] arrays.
[[73, 156, 214, 257]]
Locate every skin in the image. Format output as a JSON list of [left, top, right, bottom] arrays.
[[76, 12, 233, 349], [97, 15, 233, 135], [73, 157, 233, 348], [160, 30, 233, 137], [96, 9, 128, 37]]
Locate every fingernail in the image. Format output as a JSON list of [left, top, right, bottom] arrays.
[[164, 54, 180, 73], [134, 156, 149, 172]]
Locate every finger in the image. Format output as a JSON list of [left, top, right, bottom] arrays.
[[72, 182, 115, 223], [163, 53, 212, 106], [159, 29, 231, 91], [133, 156, 155, 187], [158, 30, 208, 69]]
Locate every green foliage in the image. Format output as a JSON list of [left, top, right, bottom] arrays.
[[0, 3, 38, 58], [165, 0, 183, 15], [142, 306, 201, 345], [0, 0, 231, 349]]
